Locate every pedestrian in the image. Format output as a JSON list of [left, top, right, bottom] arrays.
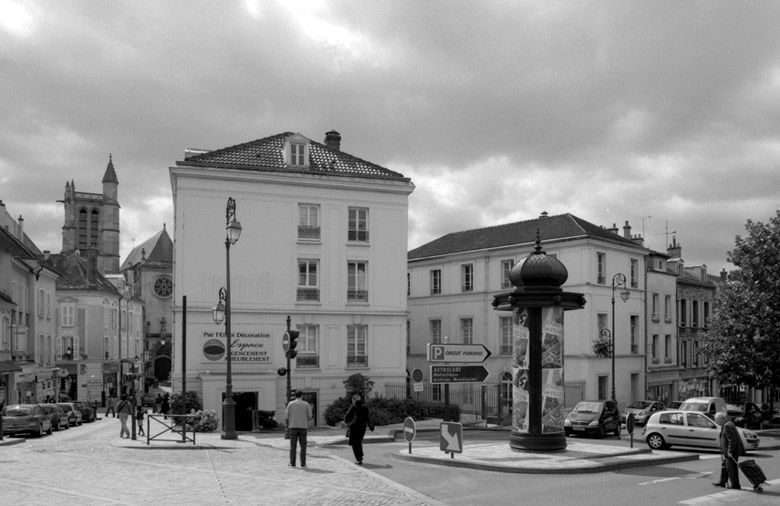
[[155, 394, 163, 414], [161, 393, 170, 419], [115, 394, 132, 439], [285, 390, 312, 468], [713, 412, 744, 489], [344, 394, 374, 465], [135, 404, 145, 437], [106, 389, 117, 417]]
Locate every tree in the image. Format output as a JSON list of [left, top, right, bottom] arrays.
[[343, 373, 374, 399], [704, 211, 780, 395]]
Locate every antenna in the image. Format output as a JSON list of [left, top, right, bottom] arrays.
[[665, 220, 677, 247], [638, 215, 652, 238]]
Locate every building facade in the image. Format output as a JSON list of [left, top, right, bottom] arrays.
[[170, 131, 414, 427], [644, 250, 679, 403], [407, 213, 650, 416]]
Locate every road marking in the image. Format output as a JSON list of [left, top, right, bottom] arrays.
[[638, 472, 711, 486], [679, 478, 780, 504]]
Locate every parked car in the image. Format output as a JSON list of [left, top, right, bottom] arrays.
[[56, 402, 83, 426], [666, 400, 682, 410], [1, 404, 53, 437], [621, 400, 666, 426], [642, 410, 760, 451], [72, 401, 96, 422], [39, 404, 69, 431], [678, 396, 727, 418], [564, 400, 621, 438]]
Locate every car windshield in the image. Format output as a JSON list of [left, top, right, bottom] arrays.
[[573, 402, 603, 414], [628, 401, 651, 409], [680, 402, 708, 411]]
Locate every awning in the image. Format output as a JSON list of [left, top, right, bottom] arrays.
[[0, 360, 23, 373]]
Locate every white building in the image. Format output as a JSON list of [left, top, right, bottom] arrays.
[[170, 131, 414, 427], [407, 213, 650, 416]]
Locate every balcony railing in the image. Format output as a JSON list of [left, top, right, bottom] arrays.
[[296, 354, 319, 369], [347, 355, 368, 368], [347, 290, 368, 302], [296, 288, 320, 302], [297, 225, 320, 240]]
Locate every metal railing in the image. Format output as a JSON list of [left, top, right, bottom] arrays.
[[145, 414, 197, 445]]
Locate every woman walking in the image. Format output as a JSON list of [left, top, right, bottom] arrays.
[[115, 394, 132, 438], [344, 395, 373, 465]]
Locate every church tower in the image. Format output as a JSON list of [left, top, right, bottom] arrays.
[[59, 155, 121, 274]]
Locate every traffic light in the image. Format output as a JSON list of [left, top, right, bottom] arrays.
[[277, 367, 287, 376], [286, 330, 300, 359]]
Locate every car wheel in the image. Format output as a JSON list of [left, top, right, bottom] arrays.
[[47, 424, 53, 435], [597, 424, 605, 438], [34, 424, 43, 437], [646, 432, 666, 450]]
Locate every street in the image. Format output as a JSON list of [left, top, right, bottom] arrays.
[[1, 419, 778, 505]]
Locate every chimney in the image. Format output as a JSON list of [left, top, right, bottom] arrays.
[[623, 220, 631, 239], [607, 223, 619, 235], [667, 236, 682, 259], [17, 215, 24, 240], [720, 268, 727, 281], [324, 130, 341, 151], [539, 211, 549, 218]]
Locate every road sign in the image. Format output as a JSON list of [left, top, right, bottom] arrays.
[[403, 417, 416, 443], [440, 421, 463, 454], [427, 344, 491, 363], [430, 365, 489, 384], [626, 413, 636, 434], [412, 368, 424, 382], [413, 382, 423, 392], [282, 332, 290, 352]]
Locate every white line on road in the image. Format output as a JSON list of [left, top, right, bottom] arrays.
[[679, 478, 780, 504], [638, 472, 712, 486]]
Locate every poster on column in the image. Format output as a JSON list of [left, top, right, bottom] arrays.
[[541, 307, 564, 433], [201, 327, 273, 365], [512, 309, 530, 432]]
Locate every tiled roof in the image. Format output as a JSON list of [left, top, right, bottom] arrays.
[[50, 252, 119, 293], [177, 132, 409, 182], [0, 225, 36, 260], [408, 213, 647, 260], [121, 226, 173, 271]]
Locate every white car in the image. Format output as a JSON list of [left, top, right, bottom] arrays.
[[642, 410, 760, 451]]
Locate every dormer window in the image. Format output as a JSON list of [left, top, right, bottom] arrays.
[[284, 134, 310, 168]]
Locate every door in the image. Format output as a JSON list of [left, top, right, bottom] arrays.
[[233, 392, 258, 432], [683, 412, 719, 448]]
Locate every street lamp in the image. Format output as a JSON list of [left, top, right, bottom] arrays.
[[611, 273, 630, 402], [212, 197, 242, 440]]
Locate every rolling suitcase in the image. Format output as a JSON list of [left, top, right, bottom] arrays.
[[737, 458, 768, 493]]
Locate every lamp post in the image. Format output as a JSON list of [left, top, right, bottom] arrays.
[[212, 197, 242, 440], [610, 273, 630, 402]]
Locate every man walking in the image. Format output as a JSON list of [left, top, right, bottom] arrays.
[[285, 390, 312, 468], [713, 412, 744, 489]]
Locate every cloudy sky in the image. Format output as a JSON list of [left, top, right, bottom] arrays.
[[1, 1, 778, 275]]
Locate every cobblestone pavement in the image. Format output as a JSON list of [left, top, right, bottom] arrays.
[[0, 417, 445, 506]]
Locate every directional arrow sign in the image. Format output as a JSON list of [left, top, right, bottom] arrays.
[[430, 365, 489, 384], [440, 421, 463, 454], [427, 344, 492, 363]]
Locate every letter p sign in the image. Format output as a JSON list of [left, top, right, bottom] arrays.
[[430, 344, 444, 362]]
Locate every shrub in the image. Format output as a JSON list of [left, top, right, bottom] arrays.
[[185, 409, 218, 432], [323, 395, 461, 426], [170, 391, 202, 426], [324, 396, 352, 426], [255, 410, 278, 430]]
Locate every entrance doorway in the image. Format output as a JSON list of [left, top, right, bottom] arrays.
[[223, 391, 257, 432]]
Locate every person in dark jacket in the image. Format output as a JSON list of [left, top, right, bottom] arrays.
[[344, 395, 373, 465], [161, 393, 170, 419], [713, 412, 744, 489]]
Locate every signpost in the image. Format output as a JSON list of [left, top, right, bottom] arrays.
[[626, 413, 635, 448], [403, 416, 416, 454], [430, 365, 489, 384], [440, 421, 463, 458], [427, 344, 491, 363]]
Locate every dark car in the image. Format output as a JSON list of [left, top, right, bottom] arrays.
[[39, 404, 69, 431], [1, 404, 53, 437], [56, 402, 83, 426], [732, 402, 764, 429], [73, 401, 96, 422], [666, 400, 682, 410], [621, 400, 666, 426], [564, 400, 621, 438]]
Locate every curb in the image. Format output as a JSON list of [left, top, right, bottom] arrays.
[[0, 438, 26, 446], [392, 449, 700, 474]]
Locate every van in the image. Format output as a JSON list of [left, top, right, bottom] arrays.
[[679, 397, 727, 418]]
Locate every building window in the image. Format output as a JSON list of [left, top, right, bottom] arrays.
[[430, 319, 442, 344], [61, 304, 75, 327], [432, 384, 442, 402], [501, 259, 514, 289], [499, 316, 512, 355], [664, 335, 671, 362], [692, 300, 699, 328], [348, 207, 369, 242], [347, 261, 368, 302], [153, 276, 173, 298], [298, 204, 320, 240], [680, 299, 687, 327], [37, 290, 44, 318], [597, 252, 606, 284], [652, 334, 659, 362], [295, 325, 319, 369], [290, 142, 306, 166], [597, 313, 608, 334], [703, 302, 710, 327], [430, 269, 441, 295], [692, 341, 699, 367], [680, 341, 687, 367], [651, 293, 659, 321], [112, 308, 118, 329], [664, 295, 672, 322], [297, 260, 319, 301], [406, 320, 411, 355], [630, 315, 638, 353], [598, 375, 608, 400], [346, 324, 367, 368], [630, 259, 639, 288], [46, 294, 51, 320], [460, 318, 473, 344], [407, 273, 410, 296], [461, 264, 473, 292]]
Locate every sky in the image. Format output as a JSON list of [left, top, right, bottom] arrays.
[[1, 0, 779, 275]]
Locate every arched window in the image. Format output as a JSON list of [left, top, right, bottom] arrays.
[[78, 209, 88, 250], [90, 209, 99, 249]]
